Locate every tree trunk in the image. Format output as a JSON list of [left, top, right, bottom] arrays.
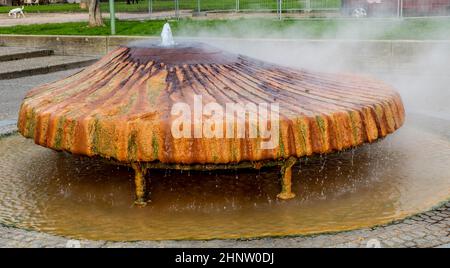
[[88, 0, 104, 27]]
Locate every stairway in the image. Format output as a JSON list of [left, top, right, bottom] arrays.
[[0, 47, 98, 80]]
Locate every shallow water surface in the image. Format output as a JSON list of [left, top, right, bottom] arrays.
[[0, 114, 449, 241]]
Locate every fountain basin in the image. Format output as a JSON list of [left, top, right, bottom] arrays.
[[0, 113, 449, 240]]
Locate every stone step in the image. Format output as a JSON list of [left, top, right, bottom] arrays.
[[0, 55, 97, 80], [0, 47, 54, 62]]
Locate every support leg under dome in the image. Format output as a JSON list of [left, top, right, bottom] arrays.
[[277, 157, 297, 200], [131, 163, 148, 207]]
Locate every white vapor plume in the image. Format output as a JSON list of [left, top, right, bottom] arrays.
[[175, 17, 450, 120]]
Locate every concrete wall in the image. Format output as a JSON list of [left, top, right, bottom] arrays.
[[1, 34, 449, 74], [0, 0, 13, 6], [0, 35, 113, 56]]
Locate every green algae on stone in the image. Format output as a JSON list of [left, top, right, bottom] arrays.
[[152, 134, 159, 160], [315, 115, 327, 148], [89, 117, 101, 155], [348, 111, 360, 145], [277, 132, 286, 158], [53, 116, 66, 150], [127, 130, 138, 161], [25, 108, 37, 139], [119, 93, 137, 116]]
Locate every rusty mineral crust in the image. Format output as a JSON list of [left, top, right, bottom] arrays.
[[17, 43, 405, 202]]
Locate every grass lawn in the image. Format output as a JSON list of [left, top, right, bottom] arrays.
[[0, 18, 449, 40], [0, 1, 341, 14]]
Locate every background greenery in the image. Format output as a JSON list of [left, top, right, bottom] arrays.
[[0, 0, 341, 14], [0, 18, 448, 40]]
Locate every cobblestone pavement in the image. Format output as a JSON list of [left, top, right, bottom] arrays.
[[0, 62, 449, 248]]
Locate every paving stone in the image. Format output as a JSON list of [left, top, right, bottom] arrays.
[[403, 219, 416, 225], [382, 240, 395, 247], [404, 241, 416, 248], [391, 237, 405, 244], [399, 234, 414, 241], [430, 216, 443, 221], [411, 230, 427, 238]]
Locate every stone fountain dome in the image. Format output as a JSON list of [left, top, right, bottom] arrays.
[[17, 40, 405, 203], [18, 41, 404, 165]]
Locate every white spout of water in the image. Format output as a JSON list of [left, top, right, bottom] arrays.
[[161, 22, 175, 47]]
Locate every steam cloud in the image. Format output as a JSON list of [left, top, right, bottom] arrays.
[[173, 18, 450, 120]]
